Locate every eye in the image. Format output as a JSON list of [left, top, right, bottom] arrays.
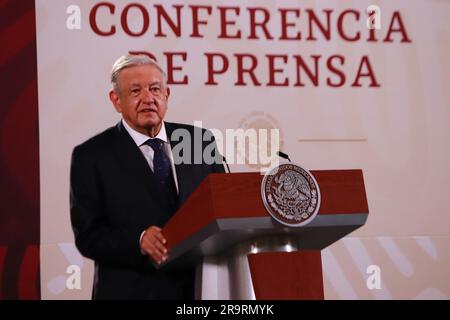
[[130, 88, 141, 96], [150, 86, 161, 95]]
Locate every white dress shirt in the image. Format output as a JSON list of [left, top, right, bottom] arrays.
[[121, 119, 179, 193]]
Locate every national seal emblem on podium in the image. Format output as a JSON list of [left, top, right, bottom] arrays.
[[261, 163, 321, 227]]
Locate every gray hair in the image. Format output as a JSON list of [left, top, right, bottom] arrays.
[[110, 54, 167, 93]]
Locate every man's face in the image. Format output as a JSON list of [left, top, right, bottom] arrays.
[[110, 64, 169, 136]]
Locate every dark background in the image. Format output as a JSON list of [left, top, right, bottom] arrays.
[[0, 0, 40, 299]]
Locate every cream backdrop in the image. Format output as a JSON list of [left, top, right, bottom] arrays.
[[36, 0, 450, 299]]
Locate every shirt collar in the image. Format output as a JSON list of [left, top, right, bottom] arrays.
[[121, 119, 168, 147]]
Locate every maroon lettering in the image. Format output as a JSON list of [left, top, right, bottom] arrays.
[[351, 55, 380, 87], [234, 54, 261, 86], [327, 55, 346, 87], [247, 8, 273, 40], [189, 5, 212, 38], [90, 2, 116, 36], [218, 7, 241, 39], [384, 11, 412, 43], [367, 28, 378, 42], [204, 53, 229, 85], [154, 5, 183, 37], [366, 9, 378, 42], [164, 52, 188, 84], [306, 9, 332, 41], [337, 10, 360, 42], [266, 54, 289, 86], [279, 9, 301, 40], [121, 3, 149, 37], [294, 55, 321, 86]]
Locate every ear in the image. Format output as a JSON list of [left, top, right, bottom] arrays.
[[109, 90, 122, 113], [165, 86, 170, 100]]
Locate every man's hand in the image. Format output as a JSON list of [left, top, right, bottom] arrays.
[[140, 226, 168, 265]]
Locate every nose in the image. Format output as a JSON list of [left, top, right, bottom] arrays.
[[141, 88, 155, 104]]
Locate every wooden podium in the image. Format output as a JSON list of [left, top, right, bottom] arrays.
[[160, 170, 369, 300]]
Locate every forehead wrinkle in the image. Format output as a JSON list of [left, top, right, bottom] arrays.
[[129, 81, 161, 87], [129, 82, 141, 88]]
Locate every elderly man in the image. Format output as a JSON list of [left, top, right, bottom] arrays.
[[70, 54, 224, 299]]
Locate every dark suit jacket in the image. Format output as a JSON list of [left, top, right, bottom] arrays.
[[70, 121, 225, 299]]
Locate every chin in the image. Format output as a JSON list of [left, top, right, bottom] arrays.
[[142, 119, 162, 128]]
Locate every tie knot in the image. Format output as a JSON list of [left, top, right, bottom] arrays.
[[145, 138, 165, 151]]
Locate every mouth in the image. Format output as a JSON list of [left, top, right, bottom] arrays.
[[139, 107, 158, 113]]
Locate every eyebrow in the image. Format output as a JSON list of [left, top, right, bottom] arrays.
[[129, 81, 161, 87]]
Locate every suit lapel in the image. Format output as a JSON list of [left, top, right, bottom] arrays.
[[166, 122, 192, 205]]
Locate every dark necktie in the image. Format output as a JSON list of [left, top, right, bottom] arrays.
[[145, 138, 171, 185], [145, 138, 179, 222]]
